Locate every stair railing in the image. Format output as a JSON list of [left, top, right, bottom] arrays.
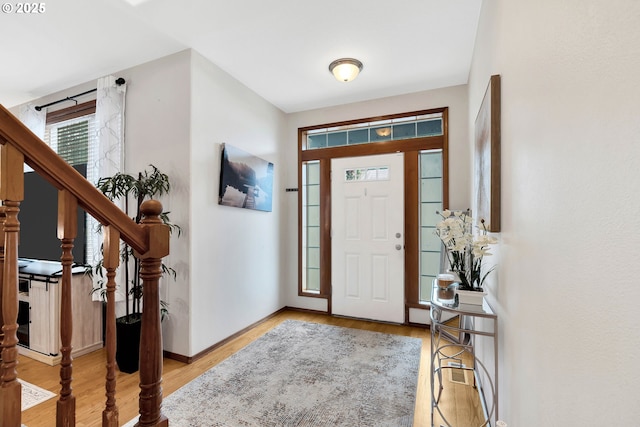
[[0, 104, 169, 427]]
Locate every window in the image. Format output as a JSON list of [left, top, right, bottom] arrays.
[[302, 160, 321, 293], [298, 108, 449, 312], [305, 113, 443, 150], [45, 117, 91, 166], [419, 150, 444, 302], [43, 101, 97, 263]]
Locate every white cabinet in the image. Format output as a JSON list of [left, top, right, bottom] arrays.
[[18, 266, 103, 365], [27, 279, 57, 355]]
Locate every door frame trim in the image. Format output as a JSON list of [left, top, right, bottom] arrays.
[[298, 107, 449, 323]]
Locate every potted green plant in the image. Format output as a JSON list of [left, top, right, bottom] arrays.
[[89, 164, 180, 373]]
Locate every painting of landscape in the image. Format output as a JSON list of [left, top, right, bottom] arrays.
[[218, 143, 274, 212]]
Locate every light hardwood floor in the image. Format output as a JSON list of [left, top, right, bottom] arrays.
[[18, 309, 481, 427]]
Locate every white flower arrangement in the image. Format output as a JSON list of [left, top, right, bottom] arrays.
[[434, 209, 498, 290]]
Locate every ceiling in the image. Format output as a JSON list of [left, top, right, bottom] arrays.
[[0, 0, 482, 113]]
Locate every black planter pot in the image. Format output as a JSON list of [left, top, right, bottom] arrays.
[[116, 314, 142, 374]]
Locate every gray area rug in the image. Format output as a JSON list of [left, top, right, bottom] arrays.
[[145, 320, 422, 426]]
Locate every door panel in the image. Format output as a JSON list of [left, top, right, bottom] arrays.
[[371, 255, 389, 301], [331, 153, 404, 323]]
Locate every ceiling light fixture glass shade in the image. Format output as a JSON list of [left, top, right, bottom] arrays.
[[375, 127, 391, 137], [329, 58, 363, 82]]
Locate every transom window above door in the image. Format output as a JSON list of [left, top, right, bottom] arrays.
[[304, 112, 443, 150]]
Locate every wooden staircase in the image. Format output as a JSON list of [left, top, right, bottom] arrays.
[[0, 104, 170, 427]]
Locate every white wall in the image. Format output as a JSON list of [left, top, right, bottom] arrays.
[[10, 48, 290, 359], [118, 51, 192, 356], [469, 1, 640, 425], [9, 51, 193, 356], [189, 50, 287, 356], [284, 85, 470, 311]]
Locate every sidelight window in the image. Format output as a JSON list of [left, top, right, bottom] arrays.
[[302, 160, 321, 293], [418, 150, 444, 303]]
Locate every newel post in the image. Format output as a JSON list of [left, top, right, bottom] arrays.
[[134, 200, 169, 427], [0, 143, 24, 427]]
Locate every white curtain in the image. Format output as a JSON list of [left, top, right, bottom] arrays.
[[89, 75, 127, 301], [18, 103, 46, 139], [92, 75, 126, 182], [17, 103, 46, 172]]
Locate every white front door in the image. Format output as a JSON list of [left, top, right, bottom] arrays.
[[331, 153, 404, 323]]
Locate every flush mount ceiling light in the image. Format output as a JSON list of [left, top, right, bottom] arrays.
[[329, 58, 363, 82]]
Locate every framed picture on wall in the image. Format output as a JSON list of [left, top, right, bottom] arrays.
[[474, 74, 501, 232], [218, 143, 274, 212]]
